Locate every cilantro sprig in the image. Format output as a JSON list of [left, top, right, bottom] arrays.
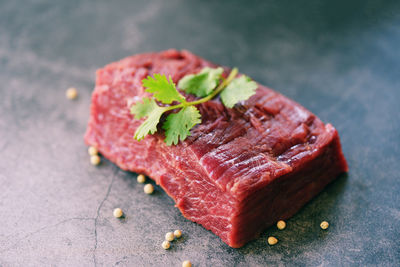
[[130, 67, 257, 145]]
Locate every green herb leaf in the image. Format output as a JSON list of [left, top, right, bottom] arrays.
[[162, 106, 201, 146], [130, 97, 159, 119], [131, 67, 257, 145], [133, 103, 166, 141], [178, 67, 224, 97], [220, 75, 258, 108], [142, 74, 187, 104]]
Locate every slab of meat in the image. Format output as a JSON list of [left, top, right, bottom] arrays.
[[85, 49, 348, 248]]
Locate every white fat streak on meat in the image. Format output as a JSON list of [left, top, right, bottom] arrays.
[[230, 170, 271, 194], [221, 155, 267, 182], [205, 132, 218, 145], [228, 163, 272, 190], [229, 159, 292, 195], [202, 150, 268, 191]]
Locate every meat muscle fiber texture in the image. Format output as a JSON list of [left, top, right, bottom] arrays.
[[85, 49, 348, 248]]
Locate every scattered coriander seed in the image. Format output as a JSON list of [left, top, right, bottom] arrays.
[[162, 240, 170, 250], [113, 208, 123, 218], [88, 146, 98, 156], [165, 232, 175, 242], [137, 174, 146, 183], [182, 260, 192, 267], [90, 155, 101, 165], [174, 229, 182, 238], [267, 236, 278, 245], [320, 221, 329, 230], [144, 184, 154, 194], [66, 87, 78, 100], [277, 220, 286, 230]]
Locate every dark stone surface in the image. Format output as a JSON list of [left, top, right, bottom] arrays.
[[1, 0, 399, 266]]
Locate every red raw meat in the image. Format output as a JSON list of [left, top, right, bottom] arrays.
[[85, 49, 348, 248]]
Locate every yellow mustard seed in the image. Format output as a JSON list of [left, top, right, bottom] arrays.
[[165, 232, 175, 242], [182, 260, 192, 267], [320, 221, 329, 230], [267, 236, 278, 245], [174, 229, 182, 238], [137, 174, 146, 183], [277, 220, 286, 230], [88, 146, 98, 156], [162, 240, 170, 250], [90, 155, 101, 165], [66, 87, 78, 100], [113, 208, 123, 218], [144, 184, 154, 194]]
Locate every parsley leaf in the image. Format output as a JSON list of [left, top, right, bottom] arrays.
[[178, 67, 224, 97], [220, 75, 258, 108], [133, 105, 166, 141], [142, 74, 187, 104], [130, 66, 257, 145], [130, 98, 166, 141], [162, 106, 201, 145], [130, 97, 158, 119]]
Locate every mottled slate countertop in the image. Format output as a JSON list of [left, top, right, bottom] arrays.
[[1, 1, 399, 266]]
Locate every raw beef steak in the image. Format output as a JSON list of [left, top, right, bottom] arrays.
[[85, 49, 348, 248]]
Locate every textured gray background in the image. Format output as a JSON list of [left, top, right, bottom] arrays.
[[1, 0, 399, 266]]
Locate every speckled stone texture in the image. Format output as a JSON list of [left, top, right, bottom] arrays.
[[0, 0, 399, 266]]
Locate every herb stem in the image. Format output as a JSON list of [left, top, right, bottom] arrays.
[[165, 68, 238, 111]]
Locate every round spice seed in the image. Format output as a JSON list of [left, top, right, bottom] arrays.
[[144, 184, 154, 194], [277, 220, 286, 230], [137, 174, 146, 183], [268, 236, 278, 245], [90, 155, 101, 165], [66, 87, 78, 100], [182, 260, 192, 267], [320, 221, 329, 230], [165, 232, 175, 242], [162, 240, 170, 250], [174, 229, 182, 238], [88, 146, 98, 156], [113, 208, 123, 218]]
